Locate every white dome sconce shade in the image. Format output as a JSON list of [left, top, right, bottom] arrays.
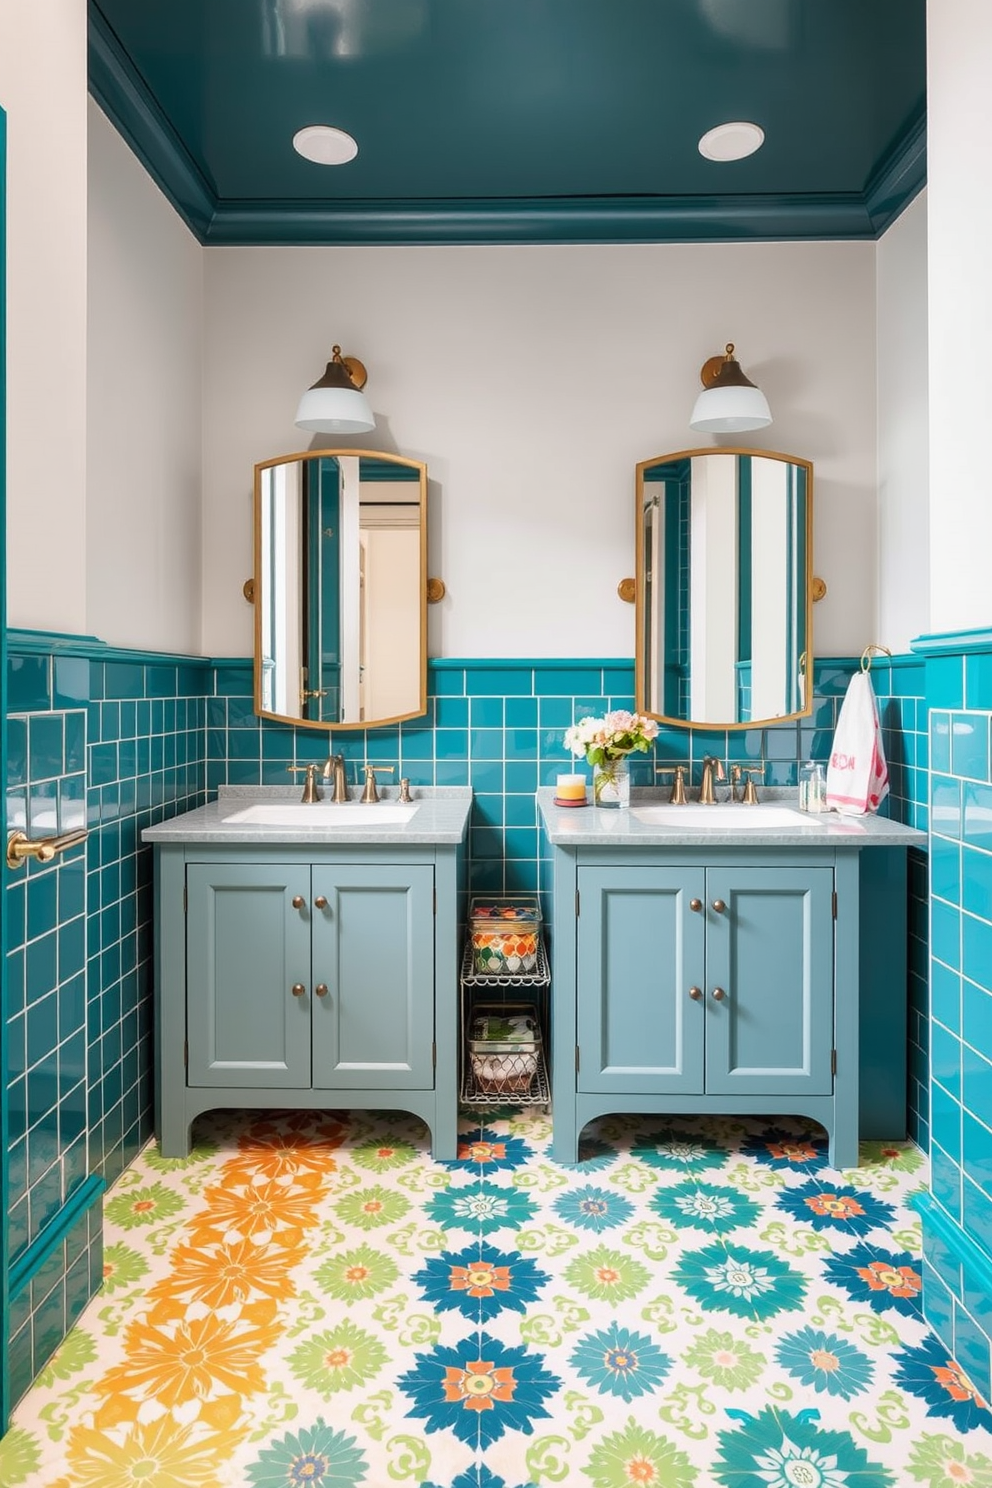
[[689, 343, 772, 434], [295, 346, 375, 434]]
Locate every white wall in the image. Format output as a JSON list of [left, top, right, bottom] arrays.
[[876, 190, 929, 651], [0, 2, 88, 632], [202, 240, 877, 659], [86, 101, 203, 652], [927, 0, 992, 634]]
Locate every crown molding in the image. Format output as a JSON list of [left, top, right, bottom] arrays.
[[864, 106, 927, 234]]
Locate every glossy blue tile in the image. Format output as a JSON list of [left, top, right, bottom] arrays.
[[932, 775, 962, 839], [504, 696, 538, 728], [963, 1113, 992, 1197], [504, 793, 538, 827], [504, 826, 539, 860], [962, 845, 992, 922], [470, 696, 504, 727], [434, 696, 468, 728], [963, 912, 992, 993], [472, 794, 503, 826], [470, 760, 505, 794], [963, 1177, 992, 1257], [953, 1300, 992, 1401], [464, 667, 532, 695], [931, 1141, 962, 1223], [428, 667, 465, 696], [29, 714, 64, 780], [434, 729, 468, 760], [400, 728, 436, 761], [952, 712, 991, 781], [928, 655, 966, 710], [931, 1083, 962, 1162], [931, 1022, 962, 1101], [931, 898, 961, 971], [470, 728, 504, 760], [8, 654, 51, 711], [505, 760, 539, 794], [538, 697, 573, 731], [931, 712, 951, 774], [7, 715, 28, 787], [966, 652, 992, 710], [964, 782, 992, 850], [930, 836, 961, 906], [214, 666, 253, 697], [963, 1043, 992, 1124]]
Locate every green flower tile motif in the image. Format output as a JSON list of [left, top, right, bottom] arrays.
[[583, 1418, 698, 1488], [100, 1241, 149, 1293], [714, 1405, 894, 1487], [105, 1182, 185, 1229], [673, 1243, 806, 1320], [857, 1141, 925, 1175], [37, 1328, 97, 1383], [683, 1329, 767, 1391], [334, 1186, 411, 1230], [144, 1139, 219, 1171], [315, 1244, 400, 1300], [350, 1140, 419, 1172], [650, 1181, 760, 1234], [908, 1433, 992, 1487], [0, 1427, 41, 1487], [564, 1245, 651, 1303], [245, 1418, 367, 1487], [288, 1320, 389, 1397]]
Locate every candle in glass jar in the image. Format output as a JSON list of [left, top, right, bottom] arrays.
[[556, 772, 587, 805]]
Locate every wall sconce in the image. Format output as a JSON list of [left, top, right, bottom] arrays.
[[689, 343, 772, 434], [295, 345, 375, 434]]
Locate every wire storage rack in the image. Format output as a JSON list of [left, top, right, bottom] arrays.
[[459, 939, 551, 1110]]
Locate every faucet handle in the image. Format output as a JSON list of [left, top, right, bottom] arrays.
[[360, 764, 394, 804], [398, 777, 413, 803], [742, 762, 766, 805], [288, 762, 321, 803], [656, 764, 688, 805]]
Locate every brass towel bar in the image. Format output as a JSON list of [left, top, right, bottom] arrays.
[[860, 643, 892, 673], [6, 828, 88, 871]]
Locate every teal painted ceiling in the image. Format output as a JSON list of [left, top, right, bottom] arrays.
[[89, 0, 926, 246]]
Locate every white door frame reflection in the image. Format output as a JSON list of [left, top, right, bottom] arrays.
[[636, 448, 813, 729], [254, 450, 427, 730]]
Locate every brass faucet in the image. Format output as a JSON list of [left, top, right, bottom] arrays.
[[656, 764, 688, 804], [360, 764, 394, 803], [322, 754, 349, 804], [698, 756, 726, 804], [289, 762, 322, 803]]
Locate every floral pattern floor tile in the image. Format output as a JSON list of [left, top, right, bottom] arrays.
[[4, 1107, 992, 1488]]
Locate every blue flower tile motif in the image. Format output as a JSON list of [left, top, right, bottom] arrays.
[[245, 1419, 367, 1487], [398, 1331, 560, 1446], [423, 1469, 533, 1488], [425, 1181, 538, 1236], [553, 1185, 633, 1233], [449, 1129, 532, 1171], [893, 1335, 992, 1434], [741, 1127, 827, 1172], [714, 1406, 894, 1487], [673, 1243, 806, 1320], [569, 1323, 672, 1403], [821, 1243, 923, 1315], [775, 1326, 874, 1398], [412, 1244, 549, 1319], [649, 1181, 760, 1234], [632, 1126, 729, 1174], [776, 1180, 897, 1235]]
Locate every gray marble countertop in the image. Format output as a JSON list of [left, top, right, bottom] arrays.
[[142, 786, 472, 846], [537, 787, 927, 848]]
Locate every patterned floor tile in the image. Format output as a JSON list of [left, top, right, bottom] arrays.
[[4, 1108, 992, 1488]]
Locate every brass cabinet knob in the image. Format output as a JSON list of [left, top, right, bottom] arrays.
[[689, 899, 702, 912], [712, 987, 727, 1001], [314, 896, 328, 910], [712, 899, 726, 913], [292, 896, 305, 909], [315, 983, 329, 998], [688, 986, 703, 1000], [291, 983, 306, 997]]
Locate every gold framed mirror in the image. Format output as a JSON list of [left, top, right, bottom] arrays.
[[253, 449, 427, 731], [635, 447, 813, 730]]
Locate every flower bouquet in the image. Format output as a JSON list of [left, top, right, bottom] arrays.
[[563, 710, 659, 808]]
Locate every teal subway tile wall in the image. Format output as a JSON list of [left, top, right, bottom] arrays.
[[4, 638, 208, 1403], [5, 636, 938, 1408]]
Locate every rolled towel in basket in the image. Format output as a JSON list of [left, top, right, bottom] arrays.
[[825, 671, 889, 816]]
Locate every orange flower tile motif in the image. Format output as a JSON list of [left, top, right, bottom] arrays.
[[187, 1170, 328, 1246], [52, 1417, 245, 1488], [226, 1115, 345, 1183], [94, 1310, 281, 1414], [442, 1358, 517, 1412], [145, 1237, 305, 1310]]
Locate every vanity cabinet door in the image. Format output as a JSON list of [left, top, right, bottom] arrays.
[[703, 866, 834, 1097], [576, 866, 706, 1094], [186, 863, 312, 1088], [311, 864, 435, 1090]]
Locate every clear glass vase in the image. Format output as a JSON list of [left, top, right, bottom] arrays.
[[593, 756, 631, 809]]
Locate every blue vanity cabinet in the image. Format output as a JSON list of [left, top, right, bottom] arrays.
[[575, 863, 834, 1100], [152, 838, 462, 1161], [185, 861, 435, 1093]]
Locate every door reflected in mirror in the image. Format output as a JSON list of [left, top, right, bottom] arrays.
[[254, 450, 427, 730], [636, 448, 812, 730]]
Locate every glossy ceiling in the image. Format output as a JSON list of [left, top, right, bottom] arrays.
[[89, 0, 926, 246]]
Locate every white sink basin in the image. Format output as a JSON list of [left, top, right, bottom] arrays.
[[223, 802, 419, 827], [630, 804, 816, 829]]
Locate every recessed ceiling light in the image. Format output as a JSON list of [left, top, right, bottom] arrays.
[[293, 125, 359, 165], [698, 121, 765, 162]]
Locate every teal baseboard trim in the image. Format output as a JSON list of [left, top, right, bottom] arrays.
[[911, 627, 992, 657], [8, 1175, 105, 1300], [911, 1190, 992, 1299], [209, 656, 254, 670], [428, 657, 634, 671], [7, 628, 212, 668]]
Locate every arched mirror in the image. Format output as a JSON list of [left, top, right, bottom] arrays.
[[635, 448, 813, 729], [253, 449, 427, 730]]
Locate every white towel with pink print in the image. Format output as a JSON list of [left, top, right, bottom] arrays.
[[825, 671, 889, 815]]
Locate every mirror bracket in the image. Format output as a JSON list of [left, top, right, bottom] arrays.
[[427, 577, 446, 604], [812, 575, 827, 602], [617, 578, 636, 604], [242, 578, 255, 604]]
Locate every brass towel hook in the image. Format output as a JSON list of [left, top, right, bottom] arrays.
[[860, 643, 892, 673], [7, 828, 88, 871]]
